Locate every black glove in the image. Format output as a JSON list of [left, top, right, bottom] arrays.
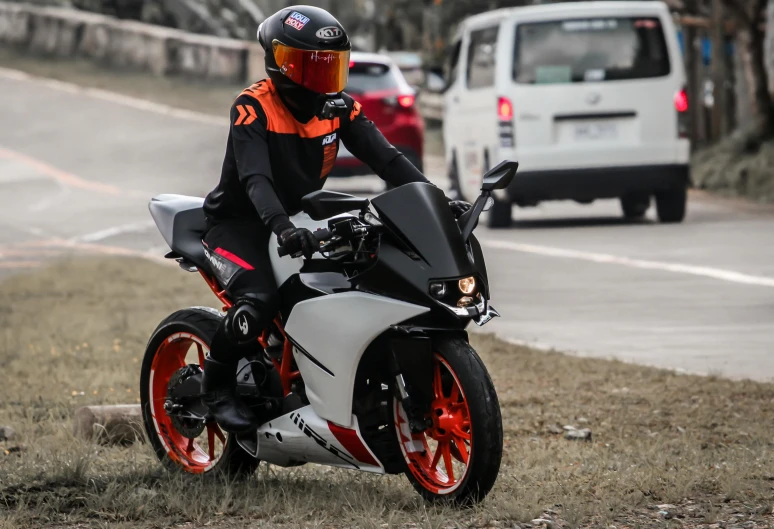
[[278, 227, 318, 259], [449, 199, 472, 219]]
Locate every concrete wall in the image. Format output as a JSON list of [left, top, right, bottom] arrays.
[[0, 1, 266, 83]]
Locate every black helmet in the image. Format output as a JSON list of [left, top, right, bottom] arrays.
[[258, 6, 351, 119]]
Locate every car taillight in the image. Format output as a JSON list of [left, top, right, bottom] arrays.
[[383, 94, 415, 109], [498, 96, 513, 121], [675, 88, 689, 139], [397, 95, 415, 108], [498, 96, 515, 148]]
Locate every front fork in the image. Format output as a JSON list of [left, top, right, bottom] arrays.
[[389, 336, 434, 434]]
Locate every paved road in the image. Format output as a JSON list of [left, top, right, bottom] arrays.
[[1, 69, 773, 380]]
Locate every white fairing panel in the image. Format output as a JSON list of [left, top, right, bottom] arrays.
[[268, 212, 353, 287], [256, 405, 384, 473], [284, 292, 430, 427]]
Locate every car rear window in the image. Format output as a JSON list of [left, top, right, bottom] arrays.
[[346, 62, 399, 94], [513, 17, 670, 84]]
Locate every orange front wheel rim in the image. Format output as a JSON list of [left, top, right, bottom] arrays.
[[395, 353, 472, 494]]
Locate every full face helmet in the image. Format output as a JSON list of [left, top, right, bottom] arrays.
[[258, 6, 351, 120]]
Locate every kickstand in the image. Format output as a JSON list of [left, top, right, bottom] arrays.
[[235, 431, 259, 458]]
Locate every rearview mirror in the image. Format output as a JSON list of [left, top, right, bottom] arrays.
[[481, 160, 519, 192], [301, 190, 370, 221]]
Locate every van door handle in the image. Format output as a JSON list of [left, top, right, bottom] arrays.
[[453, 97, 459, 103]]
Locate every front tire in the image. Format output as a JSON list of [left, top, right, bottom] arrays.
[[395, 339, 503, 505], [140, 308, 259, 477]]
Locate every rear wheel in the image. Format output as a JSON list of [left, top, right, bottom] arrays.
[[655, 187, 687, 223], [620, 193, 650, 219], [140, 308, 259, 477], [487, 199, 512, 228], [395, 339, 503, 505]]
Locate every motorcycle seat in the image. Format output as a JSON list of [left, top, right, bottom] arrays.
[[149, 194, 210, 272]]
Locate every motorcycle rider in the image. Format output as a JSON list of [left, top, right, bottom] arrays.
[[200, 5, 471, 433]]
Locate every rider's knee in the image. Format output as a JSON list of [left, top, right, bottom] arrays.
[[224, 295, 274, 345]]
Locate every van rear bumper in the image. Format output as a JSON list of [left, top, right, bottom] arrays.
[[506, 164, 690, 204]]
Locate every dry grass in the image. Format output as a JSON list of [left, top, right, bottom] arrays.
[[1, 258, 773, 528]]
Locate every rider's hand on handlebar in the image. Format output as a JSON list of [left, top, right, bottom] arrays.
[[448, 199, 472, 219], [278, 227, 318, 259]]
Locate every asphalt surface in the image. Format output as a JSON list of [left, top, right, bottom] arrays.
[[1, 69, 772, 380]]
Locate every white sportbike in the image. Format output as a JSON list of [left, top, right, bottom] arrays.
[[140, 162, 517, 504]]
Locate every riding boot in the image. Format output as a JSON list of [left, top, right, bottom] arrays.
[[201, 356, 258, 434]]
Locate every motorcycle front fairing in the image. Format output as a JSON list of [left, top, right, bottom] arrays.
[[354, 183, 492, 327]]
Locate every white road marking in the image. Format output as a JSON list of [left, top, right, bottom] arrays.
[[481, 239, 774, 288], [0, 67, 226, 126], [71, 220, 157, 243], [29, 180, 71, 212]]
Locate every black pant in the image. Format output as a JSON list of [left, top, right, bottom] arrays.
[[203, 219, 278, 362]]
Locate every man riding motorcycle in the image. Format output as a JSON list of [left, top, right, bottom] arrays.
[[200, 5, 471, 433]]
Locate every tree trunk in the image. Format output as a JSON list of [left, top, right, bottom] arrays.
[[711, 0, 729, 139], [736, 24, 774, 138], [684, 26, 699, 144]]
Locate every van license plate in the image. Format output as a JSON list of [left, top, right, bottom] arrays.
[[574, 122, 617, 140]]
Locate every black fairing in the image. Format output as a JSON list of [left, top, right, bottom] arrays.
[[371, 183, 475, 278], [468, 234, 489, 298]]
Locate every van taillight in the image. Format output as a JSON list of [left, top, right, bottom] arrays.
[[498, 96, 514, 121], [675, 88, 689, 138], [497, 96, 515, 148], [674, 89, 688, 113]]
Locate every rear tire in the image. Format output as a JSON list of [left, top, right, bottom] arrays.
[[620, 193, 650, 219], [487, 199, 512, 228], [395, 339, 503, 505], [655, 187, 687, 223], [140, 308, 259, 478]]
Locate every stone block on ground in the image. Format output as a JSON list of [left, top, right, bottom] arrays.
[[0, 425, 16, 442], [73, 405, 144, 445]]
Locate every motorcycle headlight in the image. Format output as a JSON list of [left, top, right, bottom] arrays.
[[458, 276, 476, 295]]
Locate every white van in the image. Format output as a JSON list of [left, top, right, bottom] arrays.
[[443, 1, 690, 227]]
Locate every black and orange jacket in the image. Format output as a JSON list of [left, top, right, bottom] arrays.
[[203, 79, 428, 235]]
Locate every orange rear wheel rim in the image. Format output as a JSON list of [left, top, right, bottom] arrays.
[[148, 333, 227, 473], [395, 353, 472, 494]]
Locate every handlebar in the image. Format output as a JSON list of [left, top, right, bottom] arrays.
[[277, 228, 332, 258]]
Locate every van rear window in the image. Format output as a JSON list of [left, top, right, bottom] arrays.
[[513, 17, 670, 84]]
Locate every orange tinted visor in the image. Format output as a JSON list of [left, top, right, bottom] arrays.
[[273, 40, 349, 94]]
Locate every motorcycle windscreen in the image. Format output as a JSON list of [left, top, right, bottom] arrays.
[[371, 183, 477, 279]]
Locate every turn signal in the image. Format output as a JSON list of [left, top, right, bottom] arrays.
[[458, 276, 476, 295], [429, 282, 447, 299]]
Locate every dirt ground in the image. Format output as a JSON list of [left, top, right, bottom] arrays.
[[0, 257, 772, 528]]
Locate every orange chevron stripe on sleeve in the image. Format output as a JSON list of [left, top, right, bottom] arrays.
[[350, 101, 362, 121], [235, 105, 248, 125], [243, 105, 257, 125]]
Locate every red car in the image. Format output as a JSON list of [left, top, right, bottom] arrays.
[[332, 52, 424, 175]]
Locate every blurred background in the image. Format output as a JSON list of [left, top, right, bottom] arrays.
[[0, 0, 772, 378]]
